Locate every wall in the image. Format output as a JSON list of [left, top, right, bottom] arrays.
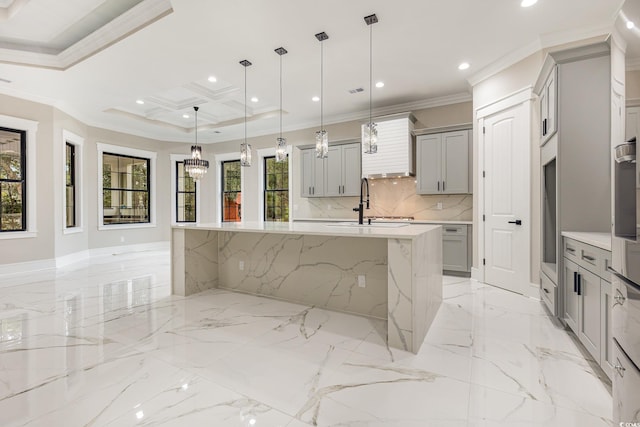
[[0, 94, 56, 265]]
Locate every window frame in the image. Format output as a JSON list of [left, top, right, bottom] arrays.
[[263, 155, 289, 222], [221, 159, 242, 222], [0, 115, 38, 240], [62, 130, 84, 234], [0, 126, 26, 232], [170, 154, 200, 225], [215, 152, 244, 223], [257, 146, 292, 223], [97, 143, 157, 230]]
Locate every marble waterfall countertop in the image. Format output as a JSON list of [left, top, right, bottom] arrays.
[[173, 221, 441, 239], [561, 231, 611, 251], [293, 218, 473, 225]]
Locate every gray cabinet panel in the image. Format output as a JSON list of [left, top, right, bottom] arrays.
[[564, 258, 580, 332], [342, 144, 362, 196], [300, 143, 360, 198], [417, 130, 469, 195], [578, 267, 601, 363], [442, 225, 469, 273], [601, 279, 613, 379], [301, 149, 314, 197], [325, 146, 342, 197]]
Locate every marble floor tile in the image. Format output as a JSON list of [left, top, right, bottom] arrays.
[[0, 250, 612, 426]]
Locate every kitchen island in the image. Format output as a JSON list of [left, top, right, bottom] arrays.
[[171, 221, 442, 353]]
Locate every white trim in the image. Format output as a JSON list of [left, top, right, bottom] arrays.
[[62, 130, 85, 235], [257, 145, 293, 222], [475, 86, 535, 118], [0, 114, 38, 239], [96, 142, 157, 231], [215, 152, 244, 223], [170, 153, 201, 225], [471, 267, 483, 282], [0, 241, 169, 277]]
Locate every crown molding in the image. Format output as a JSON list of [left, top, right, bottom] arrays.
[[0, 0, 29, 21], [0, 0, 172, 69]]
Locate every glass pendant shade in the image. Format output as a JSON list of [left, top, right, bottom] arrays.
[[184, 145, 209, 181], [363, 122, 378, 154], [183, 106, 209, 181], [240, 142, 252, 167], [275, 137, 287, 162], [315, 130, 328, 158]]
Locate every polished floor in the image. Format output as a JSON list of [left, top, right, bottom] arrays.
[[0, 249, 612, 426]]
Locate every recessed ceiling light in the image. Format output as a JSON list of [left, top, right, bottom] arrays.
[[208, 75, 217, 82], [312, 96, 320, 102], [627, 21, 635, 29], [251, 96, 258, 103], [458, 62, 470, 70], [375, 81, 385, 88], [183, 114, 189, 119], [136, 99, 144, 105], [520, 0, 537, 7]]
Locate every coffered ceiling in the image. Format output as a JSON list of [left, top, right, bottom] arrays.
[[0, 0, 628, 144]]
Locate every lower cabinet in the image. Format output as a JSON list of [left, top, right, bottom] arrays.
[[442, 225, 469, 274], [562, 236, 613, 378]]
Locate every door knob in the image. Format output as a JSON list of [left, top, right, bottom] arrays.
[[508, 220, 522, 225]]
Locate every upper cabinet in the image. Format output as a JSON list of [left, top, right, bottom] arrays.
[[361, 113, 415, 178], [300, 142, 361, 198], [538, 65, 558, 145], [416, 129, 470, 195]]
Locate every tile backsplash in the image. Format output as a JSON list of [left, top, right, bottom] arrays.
[[294, 177, 472, 221]]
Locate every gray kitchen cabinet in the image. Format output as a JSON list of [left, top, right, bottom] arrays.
[[325, 143, 361, 197], [564, 258, 580, 332], [563, 236, 613, 372], [539, 65, 557, 145], [301, 148, 325, 197], [300, 142, 360, 198], [416, 130, 470, 195], [442, 225, 468, 273]]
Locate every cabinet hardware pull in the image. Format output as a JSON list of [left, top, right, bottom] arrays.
[[437, 181, 440, 191], [614, 290, 626, 305], [614, 359, 626, 377], [543, 287, 550, 294], [573, 271, 578, 293], [443, 181, 445, 191], [543, 118, 547, 136], [566, 247, 575, 253], [445, 228, 457, 232], [577, 273, 582, 296], [582, 255, 596, 262]]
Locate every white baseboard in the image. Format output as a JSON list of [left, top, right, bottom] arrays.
[[526, 282, 541, 299], [0, 258, 56, 276], [471, 267, 482, 282], [0, 241, 169, 277]]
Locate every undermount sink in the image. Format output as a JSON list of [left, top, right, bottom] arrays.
[[325, 222, 409, 228]]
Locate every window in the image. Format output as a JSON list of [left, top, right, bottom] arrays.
[[0, 127, 26, 232], [264, 156, 289, 222], [222, 160, 241, 222], [65, 142, 76, 228], [176, 161, 196, 222], [102, 153, 150, 225]]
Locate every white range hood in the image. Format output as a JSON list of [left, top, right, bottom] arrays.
[[361, 112, 416, 179]]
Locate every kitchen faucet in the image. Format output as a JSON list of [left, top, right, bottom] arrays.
[[353, 177, 369, 225]]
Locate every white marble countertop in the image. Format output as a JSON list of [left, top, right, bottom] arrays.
[[173, 221, 441, 239], [293, 217, 473, 225], [561, 231, 611, 251]]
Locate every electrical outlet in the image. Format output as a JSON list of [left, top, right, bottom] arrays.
[[358, 275, 366, 288], [239, 261, 245, 271], [120, 236, 125, 243], [436, 202, 443, 210]]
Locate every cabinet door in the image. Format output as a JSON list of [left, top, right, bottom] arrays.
[[341, 143, 362, 196], [545, 67, 557, 140], [416, 134, 441, 194], [325, 146, 342, 197], [312, 155, 325, 197], [600, 279, 613, 379], [301, 149, 314, 198], [578, 268, 601, 363], [443, 233, 468, 272], [564, 258, 580, 333], [539, 88, 548, 143], [442, 130, 469, 194]]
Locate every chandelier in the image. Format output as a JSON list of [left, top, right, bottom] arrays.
[[184, 106, 209, 181]]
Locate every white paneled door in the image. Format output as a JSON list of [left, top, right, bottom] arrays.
[[481, 101, 530, 295]]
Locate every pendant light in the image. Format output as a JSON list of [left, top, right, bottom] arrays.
[[363, 14, 378, 154], [183, 106, 209, 181], [315, 32, 329, 159], [275, 47, 288, 162], [240, 59, 252, 167]]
